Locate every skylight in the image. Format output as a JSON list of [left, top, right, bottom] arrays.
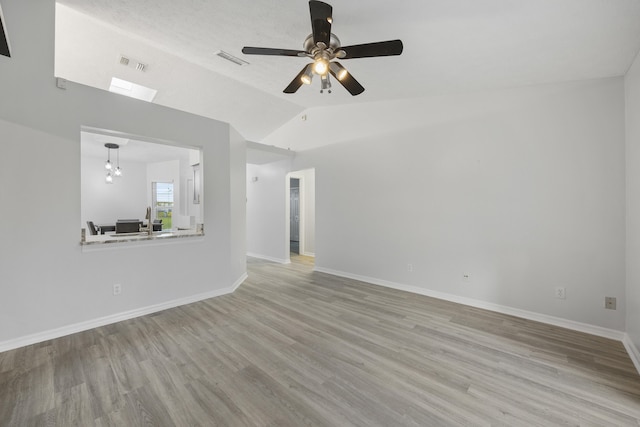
[[108, 77, 157, 102]]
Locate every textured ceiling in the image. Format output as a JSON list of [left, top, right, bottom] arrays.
[[55, 0, 640, 148]]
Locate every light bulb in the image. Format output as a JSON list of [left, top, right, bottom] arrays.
[[105, 172, 113, 184], [105, 160, 112, 170], [313, 59, 329, 76], [320, 74, 331, 93], [330, 62, 349, 81], [301, 64, 314, 85], [114, 167, 122, 177]]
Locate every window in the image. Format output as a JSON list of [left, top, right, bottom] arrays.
[[108, 77, 157, 102], [152, 182, 173, 230]]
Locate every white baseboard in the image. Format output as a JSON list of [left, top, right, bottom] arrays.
[[623, 333, 640, 375], [302, 251, 315, 257], [230, 272, 248, 292], [247, 252, 291, 264], [313, 266, 624, 341], [0, 273, 248, 354]]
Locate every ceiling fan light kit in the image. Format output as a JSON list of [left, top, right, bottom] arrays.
[[242, 0, 403, 96], [301, 64, 314, 85]]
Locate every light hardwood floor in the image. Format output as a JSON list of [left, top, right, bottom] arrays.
[[1, 255, 640, 426]]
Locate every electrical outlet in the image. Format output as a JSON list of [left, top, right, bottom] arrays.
[[554, 287, 566, 299], [462, 274, 470, 282], [605, 297, 616, 310], [407, 264, 413, 272], [113, 284, 122, 296]]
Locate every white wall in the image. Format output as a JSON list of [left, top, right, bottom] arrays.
[[0, 0, 246, 349], [229, 127, 248, 280], [81, 156, 148, 226], [625, 51, 640, 352], [292, 78, 626, 331], [147, 160, 180, 190], [246, 160, 291, 263], [289, 169, 316, 256]]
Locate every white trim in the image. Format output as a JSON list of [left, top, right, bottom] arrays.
[[302, 251, 315, 257], [230, 272, 248, 291], [247, 252, 291, 264], [313, 266, 624, 341], [623, 333, 640, 375], [0, 273, 248, 353]]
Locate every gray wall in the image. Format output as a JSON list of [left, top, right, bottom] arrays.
[[0, 0, 246, 349], [245, 162, 316, 262], [626, 51, 640, 356], [246, 160, 291, 263], [293, 78, 626, 332]]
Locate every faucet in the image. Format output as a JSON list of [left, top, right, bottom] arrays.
[[141, 206, 153, 235]]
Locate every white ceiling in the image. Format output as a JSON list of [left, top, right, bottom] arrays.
[[81, 131, 195, 164], [56, 0, 640, 150]]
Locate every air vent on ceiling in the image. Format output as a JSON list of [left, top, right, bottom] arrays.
[[119, 55, 147, 72], [216, 50, 249, 66]]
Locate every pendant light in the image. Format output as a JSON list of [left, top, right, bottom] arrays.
[[104, 143, 120, 184]]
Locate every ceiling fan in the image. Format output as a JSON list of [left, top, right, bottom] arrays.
[[242, 0, 403, 96]]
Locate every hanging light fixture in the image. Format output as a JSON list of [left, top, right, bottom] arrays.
[[114, 146, 122, 177], [104, 143, 120, 184]]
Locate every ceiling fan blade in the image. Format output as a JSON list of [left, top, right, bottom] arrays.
[[0, 13, 10, 57], [340, 40, 403, 59], [284, 64, 313, 94], [309, 0, 332, 47], [242, 47, 306, 57], [329, 62, 364, 96]]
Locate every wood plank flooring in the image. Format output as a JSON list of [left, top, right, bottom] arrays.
[[1, 255, 640, 426]]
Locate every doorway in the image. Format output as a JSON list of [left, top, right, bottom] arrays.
[[286, 169, 315, 262], [290, 178, 300, 254]]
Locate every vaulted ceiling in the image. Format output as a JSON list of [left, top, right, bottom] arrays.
[[55, 0, 640, 151]]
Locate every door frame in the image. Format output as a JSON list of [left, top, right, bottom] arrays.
[[290, 182, 301, 245], [286, 173, 305, 258]]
